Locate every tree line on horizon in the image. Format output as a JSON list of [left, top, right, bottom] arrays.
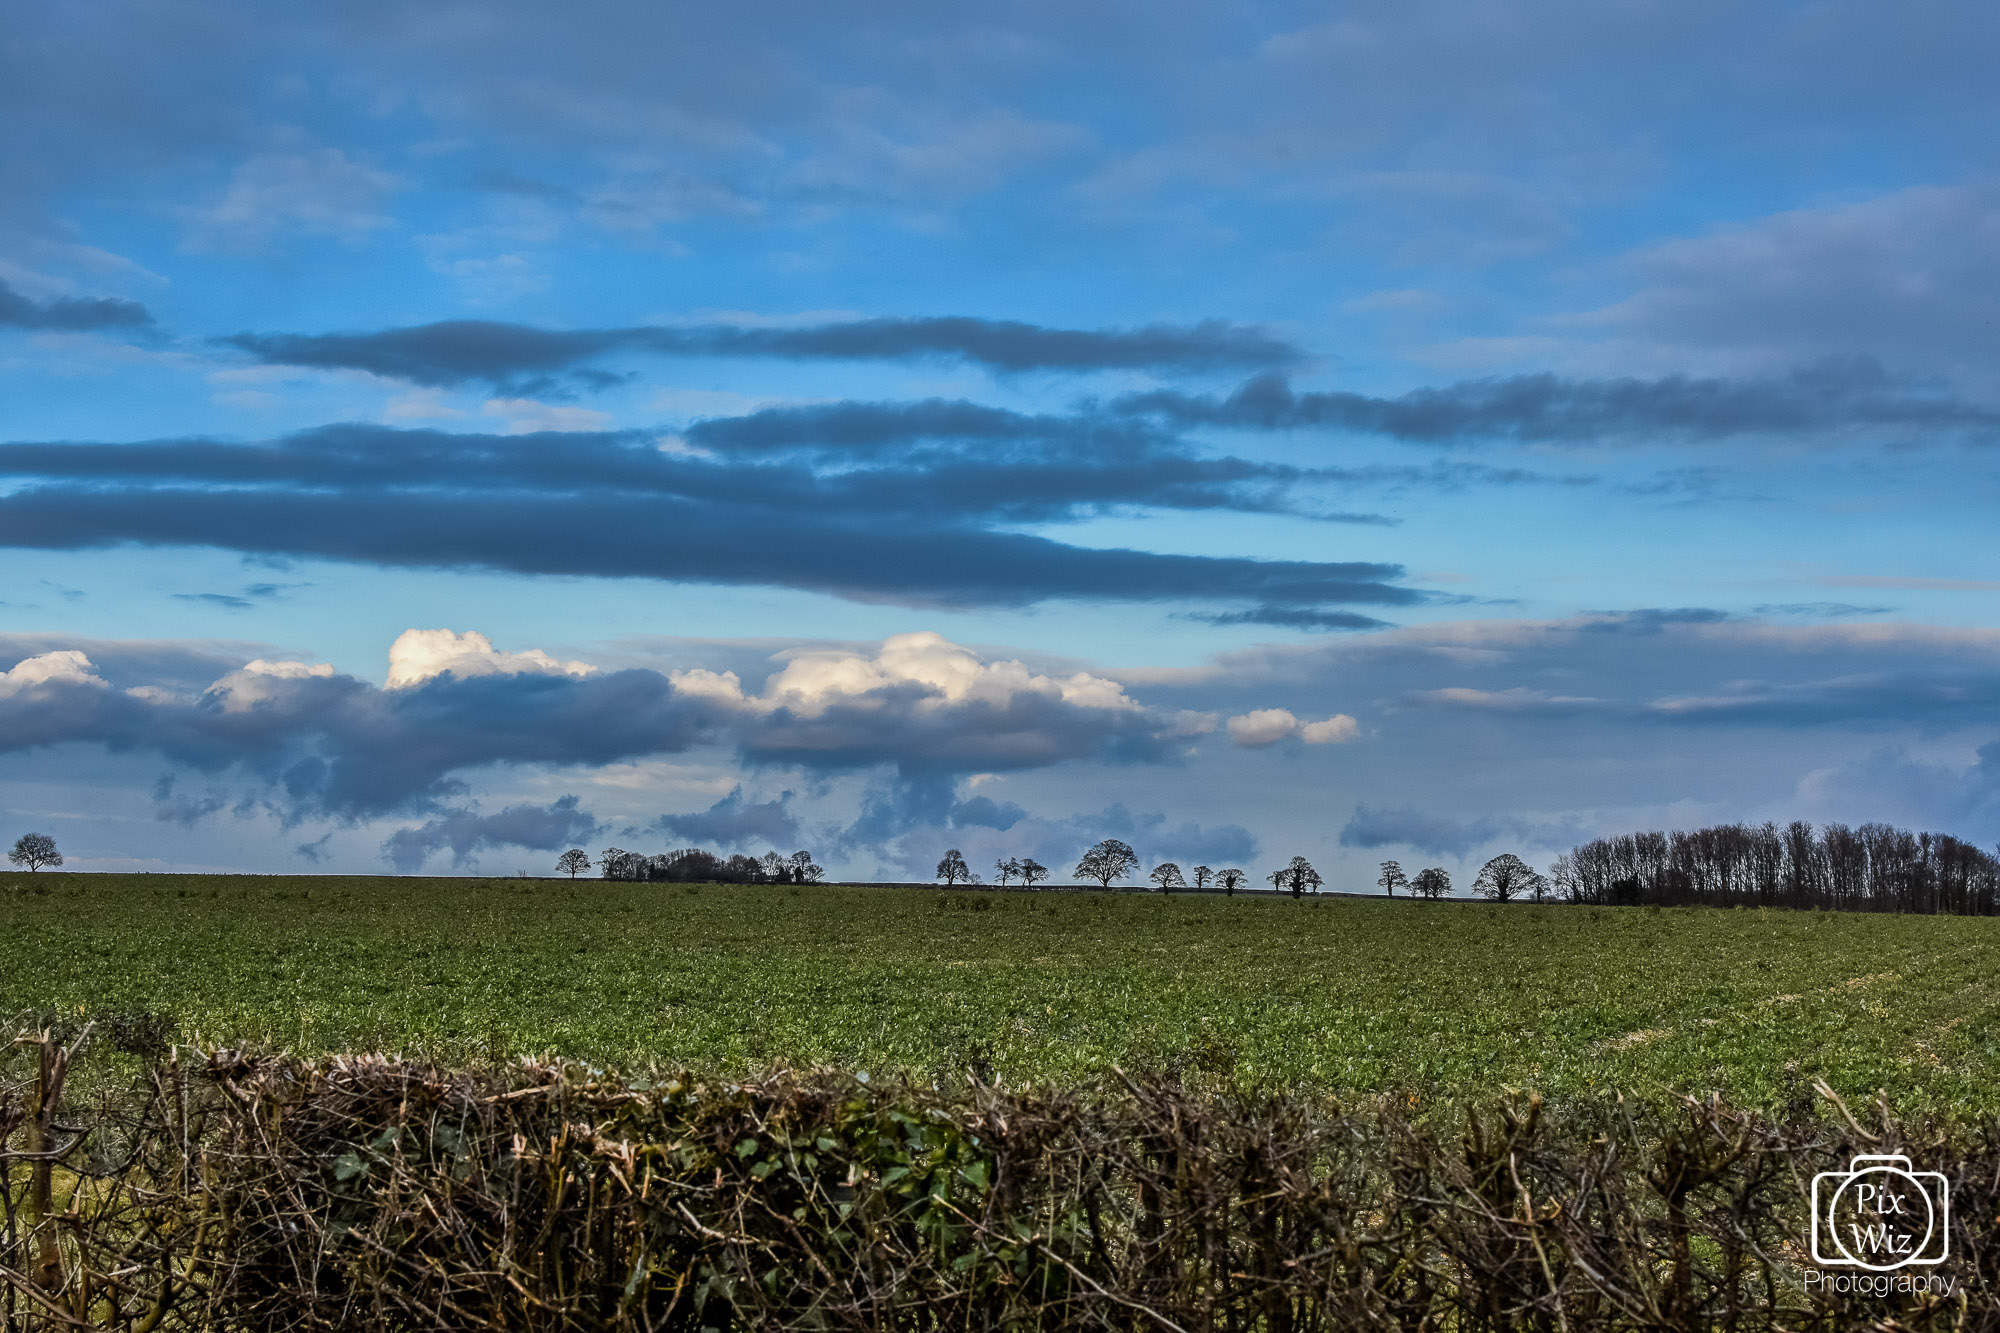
[[935, 840, 1331, 897], [580, 845, 824, 884], [571, 819, 2000, 916], [1551, 819, 2000, 914]]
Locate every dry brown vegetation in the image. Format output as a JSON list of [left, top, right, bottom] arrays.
[[3, 1023, 1995, 1331]]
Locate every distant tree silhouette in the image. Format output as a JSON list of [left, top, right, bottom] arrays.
[[598, 847, 646, 880], [652, 847, 725, 881], [1191, 864, 1214, 889], [1473, 853, 1544, 903], [788, 850, 823, 883], [1411, 866, 1452, 899], [761, 850, 788, 882], [936, 848, 971, 886], [1149, 862, 1187, 893], [556, 848, 590, 878], [1276, 855, 1322, 898], [1556, 819, 2000, 914], [1217, 867, 1246, 895], [995, 857, 1020, 886], [1017, 857, 1049, 888], [1075, 839, 1138, 888], [8, 833, 60, 872], [1377, 860, 1408, 897]]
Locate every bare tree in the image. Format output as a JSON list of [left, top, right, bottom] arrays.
[[995, 857, 1020, 887], [1149, 862, 1187, 893], [598, 847, 644, 880], [1278, 855, 1322, 898], [1377, 859, 1408, 897], [1191, 864, 1214, 890], [8, 832, 61, 872], [1411, 866, 1452, 899], [556, 848, 590, 878], [1074, 838, 1138, 889], [1473, 853, 1545, 903], [761, 850, 788, 882], [1217, 867, 1246, 895], [1018, 857, 1049, 888], [788, 850, 822, 883], [936, 849, 971, 886]]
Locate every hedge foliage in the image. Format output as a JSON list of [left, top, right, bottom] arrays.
[[2, 1023, 1994, 1330]]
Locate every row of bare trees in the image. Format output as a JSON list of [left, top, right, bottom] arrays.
[[1550, 820, 2000, 913], [937, 840, 1330, 897], [1376, 854, 1548, 901]]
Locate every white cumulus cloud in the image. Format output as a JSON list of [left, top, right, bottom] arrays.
[[1300, 714, 1360, 744], [204, 658, 338, 711], [1226, 707, 1360, 747], [678, 631, 1142, 717], [0, 650, 105, 697], [386, 629, 598, 690]]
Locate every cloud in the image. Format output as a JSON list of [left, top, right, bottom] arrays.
[[679, 632, 1172, 774], [381, 794, 599, 871], [1300, 715, 1360, 744], [1751, 602, 1893, 620], [653, 785, 800, 849], [1645, 669, 2000, 729], [0, 649, 106, 698], [1225, 708, 1295, 748], [0, 629, 1292, 829], [1820, 576, 2000, 593], [0, 279, 152, 332], [168, 581, 308, 613], [0, 424, 1420, 616], [1399, 686, 1601, 711], [150, 773, 226, 826], [187, 148, 400, 249], [949, 793, 1028, 831], [220, 316, 1299, 387], [1225, 707, 1357, 747], [1338, 803, 1508, 857], [482, 398, 616, 434], [1792, 742, 2000, 838], [1587, 185, 2000, 382], [1069, 801, 1258, 868], [833, 771, 1036, 850], [0, 638, 715, 822], [1190, 607, 1393, 631], [384, 628, 596, 689], [1118, 360, 2000, 445]]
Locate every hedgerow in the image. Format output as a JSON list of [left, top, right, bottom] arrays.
[[3, 1024, 1993, 1330]]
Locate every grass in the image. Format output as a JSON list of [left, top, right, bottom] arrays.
[[5, 874, 1999, 1116]]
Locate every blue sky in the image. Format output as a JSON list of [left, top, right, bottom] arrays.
[[5, 0, 2000, 880]]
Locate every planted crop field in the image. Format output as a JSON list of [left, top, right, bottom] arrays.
[[6, 874, 1998, 1115]]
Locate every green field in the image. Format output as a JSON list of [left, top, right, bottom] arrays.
[[6, 874, 1998, 1115]]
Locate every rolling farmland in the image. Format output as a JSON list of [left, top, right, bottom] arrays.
[[5, 874, 1997, 1115]]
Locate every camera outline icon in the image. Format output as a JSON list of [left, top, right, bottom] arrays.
[[1810, 1154, 1949, 1270]]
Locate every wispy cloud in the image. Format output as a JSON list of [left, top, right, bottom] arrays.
[[1116, 360, 2000, 445], [220, 315, 1300, 389], [0, 424, 1418, 615], [0, 279, 152, 332]]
